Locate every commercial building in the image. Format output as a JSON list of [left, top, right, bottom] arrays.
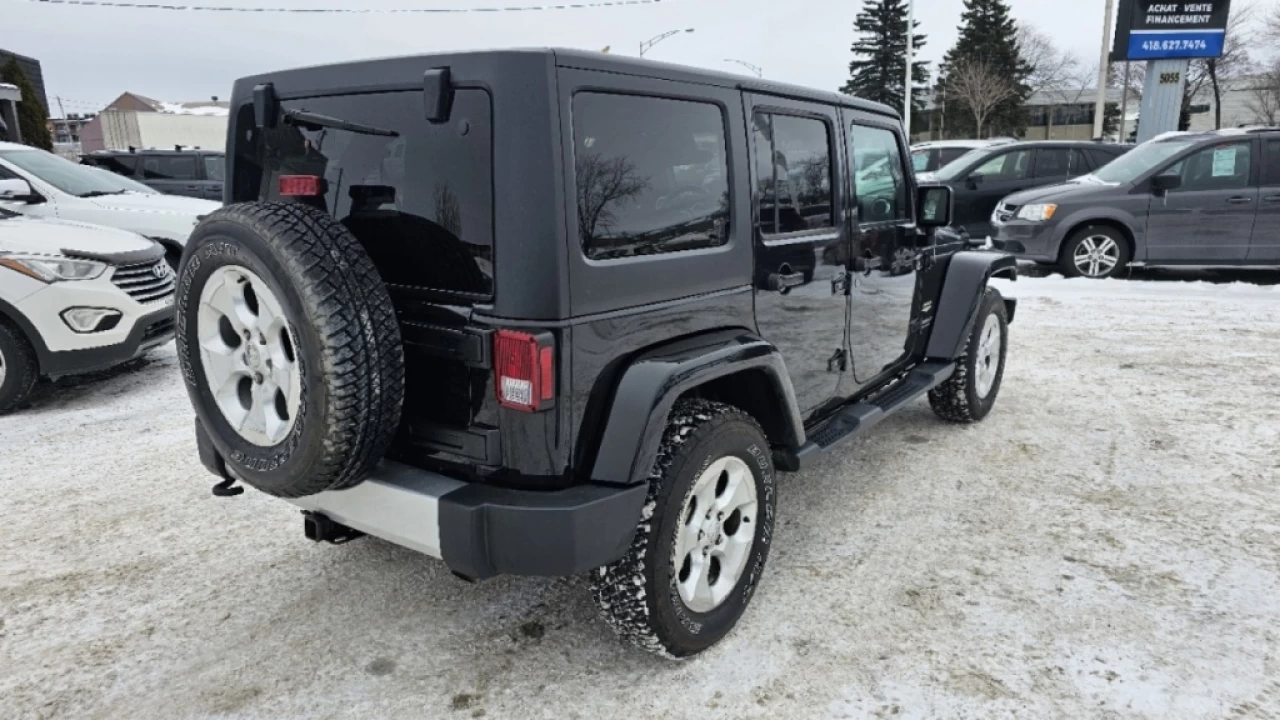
[[0, 48, 47, 113], [79, 92, 229, 154]]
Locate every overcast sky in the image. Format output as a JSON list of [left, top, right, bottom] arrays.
[[3, 0, 1271, 113]]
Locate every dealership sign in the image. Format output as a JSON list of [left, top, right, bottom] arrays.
[[1111, 0, 1232, 60]]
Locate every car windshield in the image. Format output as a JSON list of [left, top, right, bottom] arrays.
[[85, 165, 158, 194], [0, 148, 135, 197], [1089, 138, 1201, 184], [934, 147, 993, 182]]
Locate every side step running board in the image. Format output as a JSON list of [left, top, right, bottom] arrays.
[[774, 361, 955, 472]]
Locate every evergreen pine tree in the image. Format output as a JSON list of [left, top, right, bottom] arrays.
[[0, 59, 53, 151], [840, 0, 930, 116], [941, 0, 1031, 138]]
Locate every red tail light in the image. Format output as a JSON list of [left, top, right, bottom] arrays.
[[494, 330, 555, 412], [278, 175, 322, 197]]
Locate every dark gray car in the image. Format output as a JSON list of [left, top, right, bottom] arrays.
[[82, 148, 224, 200], [995, 129, 1280, 278]]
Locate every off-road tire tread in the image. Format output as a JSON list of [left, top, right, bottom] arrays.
[[181, 201, 403, 497], [929, 289, 1007, 423], [0, 319, 38, 415], [590, 399, 768, 658]]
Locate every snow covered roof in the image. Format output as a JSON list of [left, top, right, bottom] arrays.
[[158, 101, 230, 117]]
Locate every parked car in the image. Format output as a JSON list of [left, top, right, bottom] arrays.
[[910, 138, 1015, 174], [0, 207, 176, 413], [995, 128, 1280, 278], [82, 148, 225, 201], [0, 141, 219, 269], [922, 140, 1131, 240], [177, 49, 1018, 658]]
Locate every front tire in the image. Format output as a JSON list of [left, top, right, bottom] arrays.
[[929, 289, 1009, 423], [591, 400, 777, 658], [1059, 226, 1129, 279], [0, 320, 38, 415]]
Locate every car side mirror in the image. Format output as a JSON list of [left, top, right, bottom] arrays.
[[0, 177, 37, 203], [917, 184, 953, 228], [1151, 173, 1182, 194], [966, 173, 985, 189]]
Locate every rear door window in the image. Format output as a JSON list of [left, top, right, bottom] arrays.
[[753, 112, 834, 234], [572, 92, 730, 260], [141, 155, 197, 180], [940, 148, 971, 166], [255, 90, 494, 297], [203, 155, 225, 182], [1033, 148, 1071, 179], [91, 155, 139, 177], [1262, 139, 1280, 185]]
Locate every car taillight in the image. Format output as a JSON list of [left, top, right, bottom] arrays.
[[494, 330, 555, 412], [278, 175, 322, 197]]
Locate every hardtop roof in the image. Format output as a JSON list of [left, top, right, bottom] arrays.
[[232, 47, 898, 120]]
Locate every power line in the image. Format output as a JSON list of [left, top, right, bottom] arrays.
[[15, 0, 664, 13]]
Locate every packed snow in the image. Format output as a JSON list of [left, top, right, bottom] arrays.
[[1, 270, 1278, 719]]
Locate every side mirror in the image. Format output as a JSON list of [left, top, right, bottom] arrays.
[[917, 184, 953, 228], [0, 177, 37, 203], [966, 173, 985, 189], [1151, 173, 1182, 193]]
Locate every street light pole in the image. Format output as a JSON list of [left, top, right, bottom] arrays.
[[904, 0, 914, 135], [639, 28, 695, 57], [1092, 0, 1117, 140], [724, 58, 763, 77]]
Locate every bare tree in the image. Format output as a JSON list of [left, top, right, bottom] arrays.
[[1202, 2, 1256, 129], [947, 59, 1018, 138], [1019, 25, 1081, 99], [1245, 62, 1280, 125], [575, 152, 649, 245]]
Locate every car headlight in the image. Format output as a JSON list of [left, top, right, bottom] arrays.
[[0, 255, 108, 282], [1015, 204, 1058, 222]]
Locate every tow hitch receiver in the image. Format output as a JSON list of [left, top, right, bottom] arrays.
[[302, 511, 366, 545]]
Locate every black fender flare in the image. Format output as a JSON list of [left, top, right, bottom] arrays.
[[589, 329, 804, 486], [925, 251, 1017, 360], [0, 296, 51, 375]]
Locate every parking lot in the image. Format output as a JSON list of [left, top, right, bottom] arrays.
[[2, 270, 1278, 720]]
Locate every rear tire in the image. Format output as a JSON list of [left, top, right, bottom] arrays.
[[176, 201, 404, 498], [929, 289, 1008, 423], [591, 400, 777, 658], [0, 320, 38, 415]]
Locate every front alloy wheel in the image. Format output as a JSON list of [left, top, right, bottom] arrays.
[[1061, 226, 1130, 279]]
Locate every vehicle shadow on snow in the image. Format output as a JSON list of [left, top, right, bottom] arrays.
[[16, 344, 176, 413], [1020, 261, 1280, 286]]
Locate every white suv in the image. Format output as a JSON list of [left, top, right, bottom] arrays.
[[0, 141, 220, 269], [0, 207, 176, 413]]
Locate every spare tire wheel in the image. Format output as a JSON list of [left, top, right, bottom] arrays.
[[176, 201, 404, 498]]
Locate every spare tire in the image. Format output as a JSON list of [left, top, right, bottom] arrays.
[[176, 201, 404, 498]]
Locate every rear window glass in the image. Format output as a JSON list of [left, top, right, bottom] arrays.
[[251, 90, 494, 297], [572, 92, 730, 260]]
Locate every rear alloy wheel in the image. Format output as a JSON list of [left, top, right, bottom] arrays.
[[197, 265, 302, 447], [1060, 227, 1130, 279], [591, 400, 776, 658]]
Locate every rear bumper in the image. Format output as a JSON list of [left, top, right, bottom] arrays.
[[294, 463, 646, 579], [195, 425, 645, 579]]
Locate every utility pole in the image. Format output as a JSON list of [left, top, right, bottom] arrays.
[[1092, 0, 1116, 140], [1118, 61, 1131, 141], [904, 0, 914, 135], [56, 95, 66, 119]]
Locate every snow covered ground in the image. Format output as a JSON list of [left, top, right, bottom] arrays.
[[2, 271, 1278, 719]]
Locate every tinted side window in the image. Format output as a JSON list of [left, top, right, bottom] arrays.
[[940, 148, 971, 166], [90, 155, 138, 176], [1264, 139, 1280, 185], [753, 113, 833, 234], [850, 124, 908, 224], [203, 156, 225, 182], [574, 93, 729, 260], [259, 90, 494, 296], [973, 149, 1031, 181], [1166, 142, 1252, 192], [1069, 149, 1092, 176], [1033, 148, 1070, 179], [162, 156, 197, 180]]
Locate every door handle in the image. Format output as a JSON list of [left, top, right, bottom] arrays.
[[766, 272, 806, 293], [1263, 195, 1280, 203], [1226, 196, 1253, 205]]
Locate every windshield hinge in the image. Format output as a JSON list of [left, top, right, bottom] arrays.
[[423, 67, 453, 123], [253, 83, 279, 129]]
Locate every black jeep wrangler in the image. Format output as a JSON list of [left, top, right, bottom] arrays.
[[176, 49, 1016, 658]]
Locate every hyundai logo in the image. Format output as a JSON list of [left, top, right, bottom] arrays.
[[153, 263, 171, 279]]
